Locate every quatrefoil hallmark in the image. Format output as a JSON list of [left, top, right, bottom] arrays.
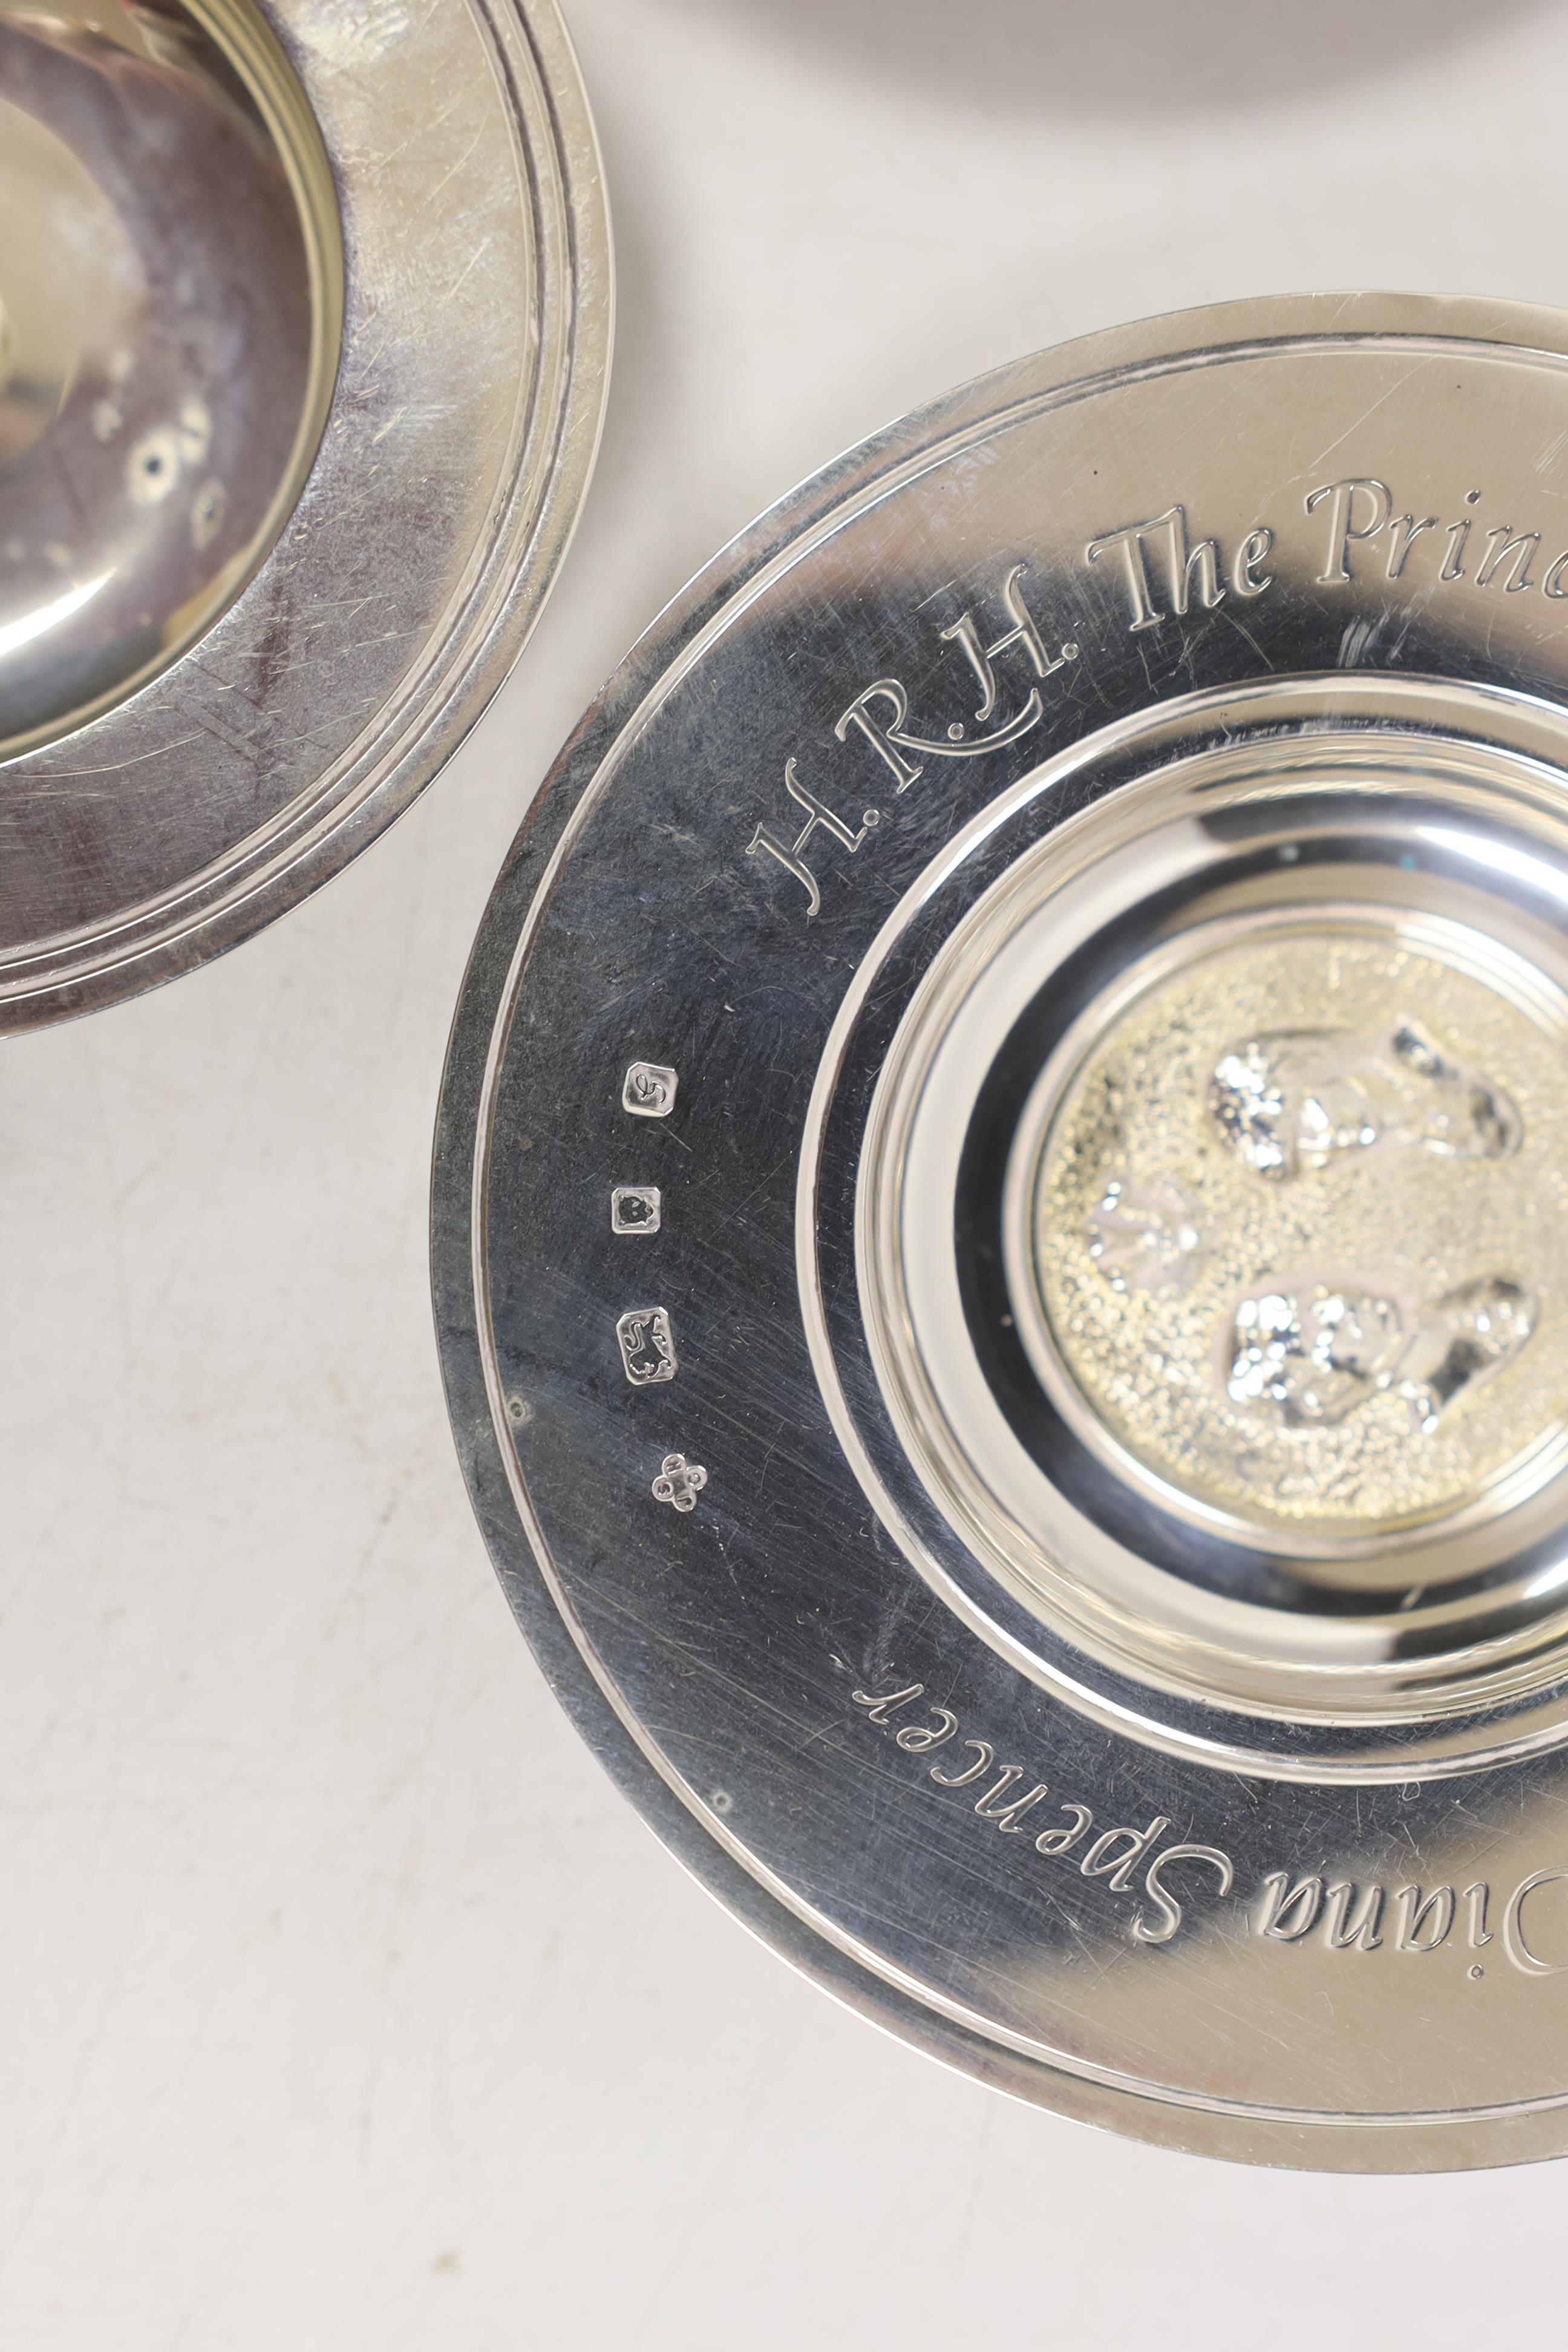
[[652, 1453, 708, 1513]]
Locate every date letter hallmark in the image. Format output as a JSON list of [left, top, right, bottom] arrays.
[[745, 563, 1078, 920], [616, 1305, 678, 1386], [851, 1682, 1234, 1947], [622, 1062, 678, 1118]]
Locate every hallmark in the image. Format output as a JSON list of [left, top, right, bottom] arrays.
[[616, 1305, 678, 1385], [652, 1452, 707, 1513], [612, 1184, 662, 1235], [622, 1062, 678, 1118]]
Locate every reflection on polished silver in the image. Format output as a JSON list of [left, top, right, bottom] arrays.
[[0, 0, 609, 1024], [436, 297, 1568, 2171]]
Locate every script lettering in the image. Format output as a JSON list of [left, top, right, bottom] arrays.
[[1393, 1884, 1455, 1955], [745, 759, 880, 919], [849, 1679, 1233, 1945], [745, 565, 1074, 920], [1133, 1844, 1235, 1947]]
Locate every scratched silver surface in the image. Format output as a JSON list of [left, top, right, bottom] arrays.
[[0, 0, 610, 1027], [434, 294, 1568, 2169]]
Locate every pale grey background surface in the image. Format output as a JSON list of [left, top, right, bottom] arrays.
[[5, 2, 1568, 2341]]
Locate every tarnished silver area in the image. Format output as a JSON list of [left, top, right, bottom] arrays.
[[0, 0, 609, 1025], [436, 298, 1568, 2171]]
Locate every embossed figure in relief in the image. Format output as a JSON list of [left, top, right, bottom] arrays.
[[610, 1185, 661, 1235], [622, 1062, 678, 1118], [1226, 1274, 1535, 1433], [1085, 1174, 1210, 1294], [1209, 1019, 1522, 1183], [652, 1452, 707, 1513], [616, 1306, 678, 1386]]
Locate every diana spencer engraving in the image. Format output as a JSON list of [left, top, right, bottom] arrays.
[[852, 1681, 1232, 1947], [1255, 1868, 1568, 1978], [853, 1681, 1568, 1974]]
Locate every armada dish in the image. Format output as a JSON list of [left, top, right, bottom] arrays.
[[0, 0, 608, 1023], [436, 295, 1568, 2169]]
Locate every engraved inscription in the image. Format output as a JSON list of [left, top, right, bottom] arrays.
[[854, 1681, 1568, 1976], [652, 1451, 707, 1512], [1307, 474, 1568, 599], [622, 1062, 678, 1119], [745, 760, 880, 920], [742, 466, 1568, 924], [611, 1185, 662, 1235], [1256, 1868, 1564, 1976], [1086, 475, 1568, 646], [1503, 1870, 1568, 1976], [744, 564, 1077, 920], [1086, 502, 1273, 630], [837, 564, 1067, 783], [616, 1306, 678, 1385], [851, 1680, 1234, 1946]]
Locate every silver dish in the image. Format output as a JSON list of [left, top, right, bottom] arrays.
[[434, 294, 1568, 2170], [0, 0, 609, 1024]]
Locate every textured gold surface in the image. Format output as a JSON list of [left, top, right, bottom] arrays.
[[1034, 921, 1568, 1533]]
